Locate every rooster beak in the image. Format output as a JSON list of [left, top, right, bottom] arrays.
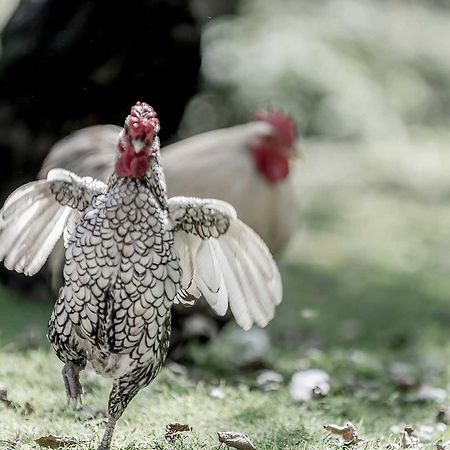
[[132, 139, 146, 154]]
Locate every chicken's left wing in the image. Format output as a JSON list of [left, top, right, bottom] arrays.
[[168, 196, 282, 330], [0, 169, 106, 276]]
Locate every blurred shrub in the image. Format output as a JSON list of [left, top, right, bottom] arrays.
[[180, 0, 450, 142]]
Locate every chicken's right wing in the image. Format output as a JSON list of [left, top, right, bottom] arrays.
[[0, 169, 106, 276], [168, 196, 282, 330]]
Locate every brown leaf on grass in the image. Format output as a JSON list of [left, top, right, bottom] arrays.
[[217, 432, 257, 450], [399, 427, 420, 449], [35, 435, 78, 449], [0, 386, 34, 414], [402, 428, 415, 448], [21, 402, 34, 415], [323, 422, 359, 445], [164, 423, 192, 443], [0, 386, 13, 407], [387, 426, 421, 449]]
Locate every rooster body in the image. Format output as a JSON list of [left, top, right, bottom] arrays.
[[0, 103, 282, 450], [49, 174, 177, 407]]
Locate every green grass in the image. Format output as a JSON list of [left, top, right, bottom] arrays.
[[1, 136, 450, 449], [2, 262, 450, 450]]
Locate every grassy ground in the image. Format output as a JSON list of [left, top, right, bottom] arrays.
[[1, 136, 450, 449]]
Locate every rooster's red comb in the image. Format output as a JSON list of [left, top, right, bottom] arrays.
[[124, 102, 160, 144], [254, 109, 295, 149]]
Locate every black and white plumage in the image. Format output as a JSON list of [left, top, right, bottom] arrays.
[[0, 102, 282, 450]]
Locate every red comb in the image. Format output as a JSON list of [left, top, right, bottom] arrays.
[[124, 101, 160, 144], [115, 102, 160, 178], [254, 109, 295, 148]]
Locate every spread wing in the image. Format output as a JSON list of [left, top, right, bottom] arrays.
[[168, 196, 282, 330], [0, 169, 106, 276]]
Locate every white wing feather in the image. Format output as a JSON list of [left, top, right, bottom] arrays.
[[0, 169, 105, 277], [0, 180, 74, 276], [173, 218, 282, 330], [194, 240, 229, 316]]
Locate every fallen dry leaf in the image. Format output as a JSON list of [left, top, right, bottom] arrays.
[[0, 386, 12, 407], [402, 428, 415, 448], [218, 432, 257, 450], [35, 435, 78, 449], [22, 402, 34, 415], [0, 386, 34, 414], [387, 426, 425, 449], [290, 369, 330, 402], [165, 422, 192, 443], [323, 422, 359, 445]]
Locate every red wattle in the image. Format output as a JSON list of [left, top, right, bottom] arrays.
[[115, 156, 131, 177], [116, 149, 149, 178], [130, 155, 149, 178], [252, 149, 289, 184]]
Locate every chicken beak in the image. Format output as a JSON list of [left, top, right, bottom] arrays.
[[132, 139, 146, 153]]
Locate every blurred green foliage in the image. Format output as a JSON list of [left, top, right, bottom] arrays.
[[181, 0, 450, 140]]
